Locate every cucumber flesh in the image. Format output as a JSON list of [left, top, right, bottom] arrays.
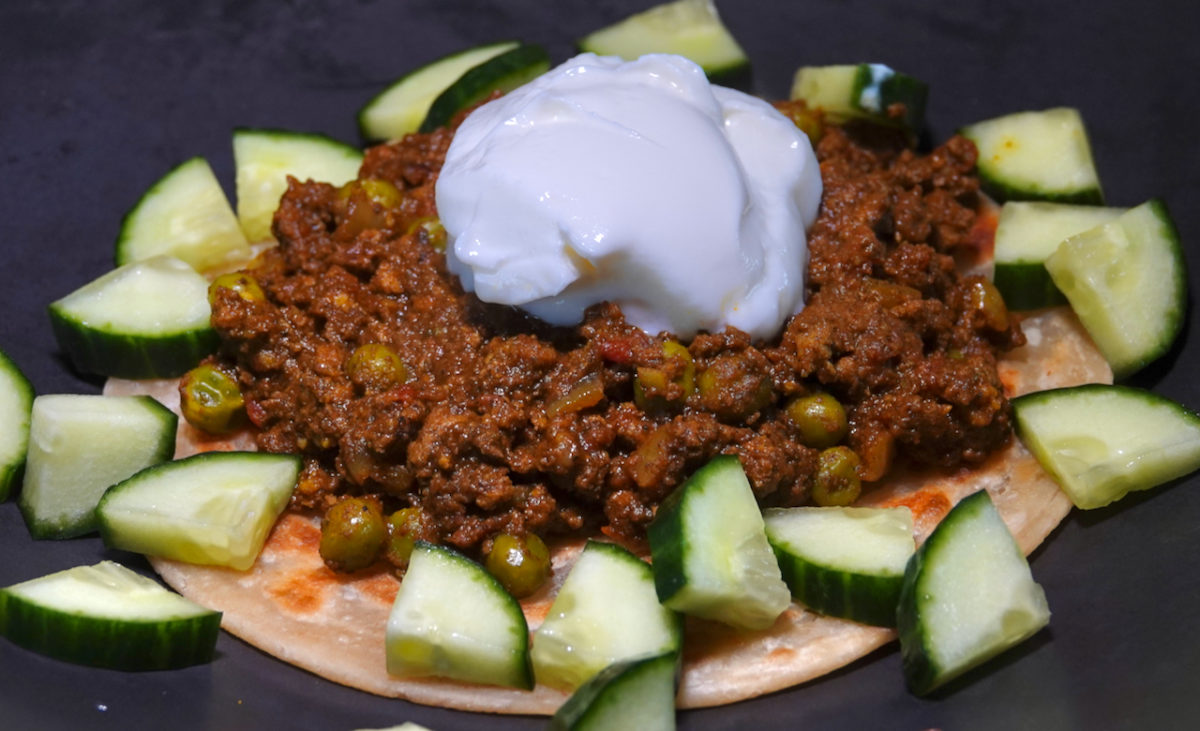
[[992, 201, 1126, 311], [97, 451, 300, 571], [1013, 384, 1200, 509], [0, 561, 220, 671], [532, 540, 681, 692], [789, 63, 928, 136], [417, 44, 551, 133], [961, 107, 1104, 204], [19, 394, 176, 539], [897, 490, 1050, 695], [359, 40, 520, 142], [577, 0, 749, 83], [764, 506, 914, 627], [233, 128, 363, 244], [386, 541, 532, 689], [1044, 199, 1185, 379], [647, 455, 790, 631], [114, 157, 251, 273], [0, 348, 34, 501], [48, 255, 218, 379], [548, 651, 678, 731]]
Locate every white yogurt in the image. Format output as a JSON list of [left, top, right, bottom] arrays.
[[435, 53, 822, 340]]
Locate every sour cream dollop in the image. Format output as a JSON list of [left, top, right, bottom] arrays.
[[435, 53, 822, 340]]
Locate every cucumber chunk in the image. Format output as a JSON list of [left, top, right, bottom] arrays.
[[764, 506, 914, 627], [0, 348, 34, 501], [647, 455, 790, 631], [97, 451, 300, 571], [1013, 384, 1200, 509], [386, 541, 532, 689], [114, 157, 252, 273], [19, 394, 176, 539], [789, 63, 928, 136], [992, 201, 1126, 310], [49, 255, 218, 379], [233, 128, 363, 243], [961, 107, 1104, 204], [359, 40, 520, 142], [577, 0, 749, 83], [0, 561, 220, 671], [549, 651, 678, 731], [897, 491, 1050, 695], [532, 540, 681, 692], [1043, 199, 1185, 378], [417, 43, 550, 133]]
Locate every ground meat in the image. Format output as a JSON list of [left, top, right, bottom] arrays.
[[206, 113, 1022, 559]]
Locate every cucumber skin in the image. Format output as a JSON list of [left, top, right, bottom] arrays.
[[388, 541, 533, 689], [19, 395, 178, 540], [646, 474, 691, 605], [358, 40, 519, 142], [97, 451, 301, 571], [1013, 384, 1200, 508], [0, 349, 34, 502], [896, 491, 1046, 694], [895, 493, 987, 694], [772, 548, 903, 628], [548, 651, 679, 731], [0, 588, 221, 671], [1046, 198, 1185, 380], [992, 263, 1068, 311], [418, 44, 551, 133], [978, 174, 1104, 207], [48, 305, 218, 380]]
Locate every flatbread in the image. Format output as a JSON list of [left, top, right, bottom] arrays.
[[103, 306, 1110, 713]]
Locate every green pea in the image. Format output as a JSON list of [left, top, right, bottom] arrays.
[[179, 363, 245, 434], [345, 343, 409, 390], [384, 507, 429, 569], [319, 496, 386, 572], [405, 216, 448, 252], [208, 272, 265, 307], [812, 446, 862, 507], [485, 533, 551, 599], [786, 392, 849, 449]]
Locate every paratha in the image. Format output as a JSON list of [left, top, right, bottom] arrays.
[[104, 305, 1109, 713]]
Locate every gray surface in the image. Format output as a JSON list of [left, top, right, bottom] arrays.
[[1, 1, 1198, 728]]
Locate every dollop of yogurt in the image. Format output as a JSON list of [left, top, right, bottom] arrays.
[[435, 53, 822, 340]]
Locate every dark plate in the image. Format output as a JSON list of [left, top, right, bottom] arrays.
[[2, 1, 1198, 729]]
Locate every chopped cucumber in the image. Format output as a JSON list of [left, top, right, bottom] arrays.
[[97, 451, 300, 571], [549, 651, 678, 731], [233, 128, 363, 243], [0, 348, 34, 501], [897, 490, 1050, 695], [647, 455, 790, 631], [359, 40, 520, 142], [992, 201, 1126, 310], [0, 561, 220, 671], [763, 506, 915, 627], [114, 157, 252, 273], [1044, 199, 1185, 378], [385, 541, 532, 689], [961, 107, 1104, 204], [417, 43, 550, 133], [789, 63, 928, 137], [18, 395, 176, 539], [1013, 384, 1200, 509], [48, 255, 218, 379], [532, 540, 681, 692], [577, 0, 749, 83]]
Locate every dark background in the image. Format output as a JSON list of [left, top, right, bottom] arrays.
[[2, 1, 1198, 728]]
